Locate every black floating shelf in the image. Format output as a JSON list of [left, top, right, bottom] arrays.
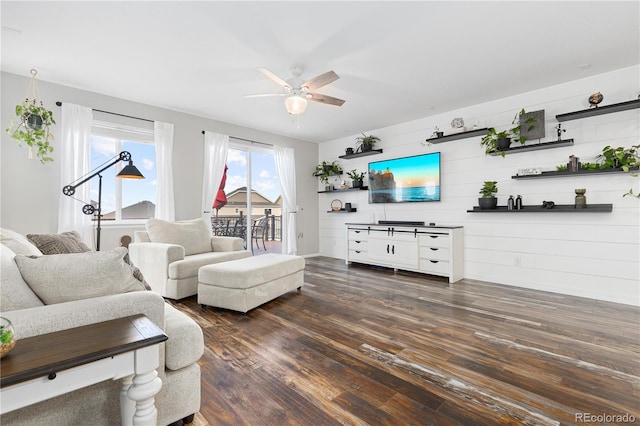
[[318, 186, 368, 193], [327, 208, 357, 213], [489, 139, 574, 156], [425, 128, 488, 144], [313, 170, 343, 177], [467, 204, 612, 213], [512, 167, 638, 179], [556, 99, 640, 122], [339, 149, 383, 159]]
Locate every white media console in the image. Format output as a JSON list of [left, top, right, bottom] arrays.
[[345, 222, 464, 283]]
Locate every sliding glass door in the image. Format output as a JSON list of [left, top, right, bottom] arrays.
[[212, 144, 282, 254]]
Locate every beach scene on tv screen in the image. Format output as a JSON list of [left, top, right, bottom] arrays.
[[368, 153, 440, 203]]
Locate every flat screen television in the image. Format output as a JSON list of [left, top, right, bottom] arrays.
[[368, 152, 441, 204]]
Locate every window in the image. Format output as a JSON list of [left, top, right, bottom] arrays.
[[89, 135, 157, 221]]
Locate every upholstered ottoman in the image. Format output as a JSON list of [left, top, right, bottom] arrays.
[[198, 253, 305, 312]]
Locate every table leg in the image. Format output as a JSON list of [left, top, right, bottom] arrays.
[[127, 345, 162, 426]]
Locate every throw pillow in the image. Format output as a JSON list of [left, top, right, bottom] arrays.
[[26, 230, 150, 290], [14, 247, 146, 305], [146, 218, 211, 256], [27, 231, 91, 255], [0, 228, 43, 256]]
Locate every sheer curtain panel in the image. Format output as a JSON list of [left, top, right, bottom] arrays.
[[274, 145, 298, 255], [57, 104, 94, 246], [154, 121, 175, 221], [202, 131, 229, 219]]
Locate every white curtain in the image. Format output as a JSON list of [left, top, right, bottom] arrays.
[[202, 131, 229, 219], [58, 104, 94, 246], [154, 121, 175, 221], [274, 145, 297, 255]]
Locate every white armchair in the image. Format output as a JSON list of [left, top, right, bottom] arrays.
[[129, 218, 252, 300]]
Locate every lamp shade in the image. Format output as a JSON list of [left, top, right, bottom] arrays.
[[116, 161, 145, 179], [284, 94, 308, 115]]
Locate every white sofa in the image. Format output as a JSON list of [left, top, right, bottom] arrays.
[[0, 229, 204, 426], [129, 218, 252, 300]]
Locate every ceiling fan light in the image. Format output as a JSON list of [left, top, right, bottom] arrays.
[[284, 94, 308, 115]]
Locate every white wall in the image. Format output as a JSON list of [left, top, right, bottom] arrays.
[[1, 72, 320, 255], [318, 66, 640, 306]]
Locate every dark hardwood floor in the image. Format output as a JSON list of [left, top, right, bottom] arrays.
[[169, 256, 640, 426]]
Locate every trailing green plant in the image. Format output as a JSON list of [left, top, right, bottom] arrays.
[[355, 133, 380, 152], [597, 145, 640, 172], [6, 98, 55, 163], [314, 160, 342, 184], [479, 181, 498, 198], [480, 109, 535, 157]]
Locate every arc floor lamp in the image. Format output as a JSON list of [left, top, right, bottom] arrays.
[[62, 151, 144, 251]]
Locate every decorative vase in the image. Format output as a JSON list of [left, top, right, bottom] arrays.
[[25, 114, 44, 130], [345, 147, 354, 155], [352, 179, 363, 189], [575, 188, 587, 208], [478, 197, 498, 210], [588, 92, 603, 108], [0, 317, 16, 358]]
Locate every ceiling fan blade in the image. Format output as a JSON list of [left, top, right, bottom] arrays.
[[244, 93, 287, 98], [308, 93, 345, 107], [258, 68, 290, 89], [303, 70, 339, 91]]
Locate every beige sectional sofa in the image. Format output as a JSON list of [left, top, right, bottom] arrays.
[[129, 218, 252, 300], [0, 229, 204, 425]]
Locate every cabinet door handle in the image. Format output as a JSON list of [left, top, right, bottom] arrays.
[[392, 245, 395, 255], [386, 244, 390, 253]]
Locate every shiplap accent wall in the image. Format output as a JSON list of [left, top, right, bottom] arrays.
[[318, 65, 639, 306]]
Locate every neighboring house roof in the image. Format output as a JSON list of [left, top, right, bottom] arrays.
[[225, 187, 281, 207], [102, 200, 155, 220]]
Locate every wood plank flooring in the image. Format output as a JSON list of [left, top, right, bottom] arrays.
[[169, 256, 640, 426]]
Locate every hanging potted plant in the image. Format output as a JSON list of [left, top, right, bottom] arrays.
[[478, 181, 498, 209], [5, 70, 55, 163], [355, 133, 380, 152]]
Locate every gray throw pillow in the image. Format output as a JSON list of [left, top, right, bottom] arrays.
[[14, 247, 146, 305], [26, 230, 150, 290], [27, 231, 91, 255]]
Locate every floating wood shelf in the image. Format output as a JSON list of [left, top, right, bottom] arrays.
[[467, 204, 612, 213], [425, 128, 488, 144], [556, 99, 640, 122], [489, 139, 574, 156], [327, 208, 357, 213], [512, 167, 637, 179], [339, 149, 383, 159], [318, 186, 368, 193]]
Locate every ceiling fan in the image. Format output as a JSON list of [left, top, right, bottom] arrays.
[[246, 67, 345, 115]]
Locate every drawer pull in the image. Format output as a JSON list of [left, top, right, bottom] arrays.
[[430, 248, 439, 251], [355, 240, 361, 243], [355, 250, 361, 254], [48, 372, 57, 380], [429, 260, 439, 264], [429, 235, 439, 239], [355, 230, 361, 233]]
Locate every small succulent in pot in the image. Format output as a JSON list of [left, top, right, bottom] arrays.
[[480, 109, 535, 157], [347, 169, 366, 188]]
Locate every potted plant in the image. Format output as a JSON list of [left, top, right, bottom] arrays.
[[480, 109, 535, 157], [478, 181, 498, 209], [314, 160, 342, 190], [355, 133, 380, 152], [597, 145, 640, 198], [6, 98, 55, 163], [347, 170, 366, 188]]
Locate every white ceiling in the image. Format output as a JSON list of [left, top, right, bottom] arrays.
[[2, 1, 638, 143]]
